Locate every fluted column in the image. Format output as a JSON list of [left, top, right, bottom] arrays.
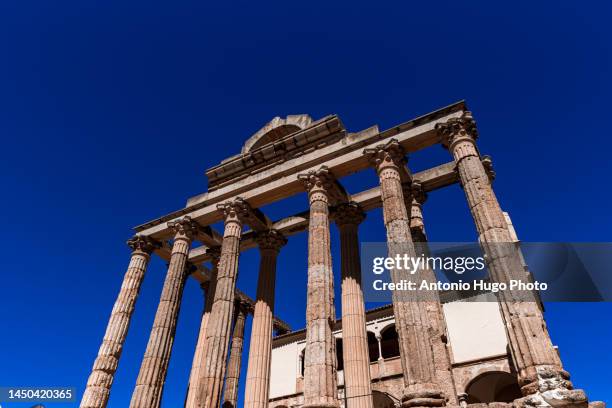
[[406, 182, 428, 243], [222, 301, 249, 408], [405, 182, 457, 406], [436, 113, 587, 408], [334, 203, 374, 408], [244, 230, 287, 408], [130, 217, 199, 408], [81, 235, 157, 408], [364, 140, 445, 408], [185, 248, 221, 408], [298, 167, 340, 408], [195, 198, 248, 408]]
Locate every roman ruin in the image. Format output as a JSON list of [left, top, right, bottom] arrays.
[[81, 102, 603, 408]]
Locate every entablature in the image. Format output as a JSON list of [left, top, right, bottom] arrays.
[[134, 101, 465, 240]]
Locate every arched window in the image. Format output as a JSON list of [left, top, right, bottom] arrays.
[[367, 331, 379, 362], [466, 371, 522, 403], [380, 324, 400, 359]]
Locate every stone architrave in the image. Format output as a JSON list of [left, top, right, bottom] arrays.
[[436, 113, 587, 408], [334, 202, 374, 408], [298, 167, 341, 408], [243, 229, 287, 408], [130, 217, 199, 408], [81, 235, 158, 408], [364, 140, 445, 408], [185, 247, 221, 408]]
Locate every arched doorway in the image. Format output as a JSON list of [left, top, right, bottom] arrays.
[[465, 371, 522, 403], [372, 390, 395, 408]]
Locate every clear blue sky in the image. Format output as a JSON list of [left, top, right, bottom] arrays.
[[0, 1, 610, 407]]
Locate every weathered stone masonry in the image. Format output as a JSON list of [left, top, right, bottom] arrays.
[[81, 103, 601, 408]]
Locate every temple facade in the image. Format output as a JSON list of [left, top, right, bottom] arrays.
[[80, 102, 601, 408]]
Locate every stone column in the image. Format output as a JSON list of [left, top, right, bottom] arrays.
[[375, 333, 383, 362], [243, 230, 287, 408], [195, 198, 248, 408], [406, 182, 428, 243], [222, 300, 249, 408], [436, 112, 587, 408], [334, 202, 374, 408], [364, 140, 445, 408], [81, 235, 157, 408], [130, 217, 199, 408], [405, 182, 457, 406], [298, 167, 340, 408], [185, 248, 221, 408]]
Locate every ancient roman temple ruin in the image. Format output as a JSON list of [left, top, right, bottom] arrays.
[[81, 102, 601, 408]]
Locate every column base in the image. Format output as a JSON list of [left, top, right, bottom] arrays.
[[514, 389, 587, 408], [401, 390, 446, 408], [516, 367, 588, 408]]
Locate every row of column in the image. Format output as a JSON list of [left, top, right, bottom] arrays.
[[81, 201, 287, 408], [436, 113, 585, 407], [294, 112, 583, 408], [82, 111, 582, 408]]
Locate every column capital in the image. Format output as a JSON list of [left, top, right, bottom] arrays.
[[333, 202, 366, 228], [167, 216, 200, 241], [235, 297, 254, 315], [127, 234, 159, 255], [363, 139, 410, 177], [435, 111, 478, 149], [217, 197, 251, 224], [217, 197, 269, 231], [407, 180, 427, 205], [255, 229, 287, 253], [297, 166, 347, 204]]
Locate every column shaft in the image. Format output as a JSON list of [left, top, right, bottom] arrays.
[[299, 168, 340, 408], [335, 203, 374, 408], [437, 112, 586, 406], [222, 303, 248, 408], [364, 141, 445, 408], [130, 217, 198, 408], [406, 184, 457, 406], [244, 231, 286, 408], [195, 200, 245, 408], [185, 249, 220, 408], [81, 236, 156, 408]]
